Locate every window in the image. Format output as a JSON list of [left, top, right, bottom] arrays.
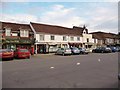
[[20, 30, 29, 37], [77, 37, 80, 41], [87, 38, 89, 42], [70, 37, 74, 41], [5, 29, 11, 36], [51, 35, 55, 40], [39, 35, 44, 41], [63, 36, 67, 41]]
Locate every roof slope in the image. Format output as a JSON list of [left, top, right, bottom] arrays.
[[90, 31, 117, 39], [1, 21, 32, 31], [30, 22, 84, 36]]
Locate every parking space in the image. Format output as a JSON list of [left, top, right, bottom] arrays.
[[2, 52, 118, 88]]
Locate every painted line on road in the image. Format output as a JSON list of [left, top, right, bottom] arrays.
[[98, 59, 101, 62], [50, 67, 55, 69], [76, 63, 80, 65]]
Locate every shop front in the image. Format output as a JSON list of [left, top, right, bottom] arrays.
[[2, 38, 34, 54], [68, 43, 82, 48]]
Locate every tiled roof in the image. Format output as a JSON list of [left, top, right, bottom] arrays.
[[1, 21, 32, 31], [90, 31, 118, 39], [30, 22, 84, 36]]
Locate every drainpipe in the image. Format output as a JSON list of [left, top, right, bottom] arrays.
[[35, 40, 38, 54]]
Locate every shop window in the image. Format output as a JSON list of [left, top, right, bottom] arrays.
[[5, 29, 11, 36], [51, 35, 55, 40]]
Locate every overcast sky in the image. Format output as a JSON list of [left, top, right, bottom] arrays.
[[0, 0, 119, 34]]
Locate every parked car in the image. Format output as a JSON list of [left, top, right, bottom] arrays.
[[92, 47, 112, 53], [118, 74, 120, 80], [108, 46, 117, 52], [0, 49, 14, 60], [14, 48, 31, 59], [70, 47, 80, 55], [55, 48, 72, 56], [116, 46, 120, 52], [79, 48, 88, 54]]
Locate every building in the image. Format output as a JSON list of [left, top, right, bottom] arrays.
[[1, 21, 35, 54], [30, 22, 84, 54], [90, 31, 120, 47], [73, 26, 95, 52], [30, 22, 95, 54]]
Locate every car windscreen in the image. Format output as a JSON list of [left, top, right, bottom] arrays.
[[65, 48, 71, 50], [0, 49, 11, 53], [72, 48, 79, 50], [19, 49, 29, 52]]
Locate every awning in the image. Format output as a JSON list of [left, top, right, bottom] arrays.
[[68, 43, 82, 45]]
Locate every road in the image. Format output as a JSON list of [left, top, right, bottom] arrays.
[[2, 53, 118, 88]]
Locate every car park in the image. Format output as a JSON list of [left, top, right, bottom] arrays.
[[14, 48, 31, 59], [55, 48, 72, 56], [0, 49, 14, 60], [79, 48, 89, 54], [92, 47, 112, 53], [70, 47, 80, 55]]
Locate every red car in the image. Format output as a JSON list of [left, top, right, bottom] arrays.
[[0, 49, 14, 60], [14, 48, 31, 59]]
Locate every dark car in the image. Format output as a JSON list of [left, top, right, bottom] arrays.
[[108, 46, 117, 52], [0, 49, 14, 60], [70, 47, 80, 55], [14, 48, 31, 59], [118, 74, 120, 80], [92, 47, 112, 53], [79, 48, 89, 54]]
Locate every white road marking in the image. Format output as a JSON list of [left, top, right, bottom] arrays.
[[98, 59, 101, 62], [77, 63, 80, 65], [50, 67, 55, 69]]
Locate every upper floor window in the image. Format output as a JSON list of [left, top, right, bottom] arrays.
[[77, 37, 80, 41], [39, 35, 44, 41], [70, 37, 74, 41], [63, 36, 67, 41], [87, 38, 89, 42], [51, 35, 55, 40], [20, 30, 29, 37], [5, 29, 11, 36]]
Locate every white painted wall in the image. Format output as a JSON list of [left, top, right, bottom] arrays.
[[82, 34, 93, 43], [36, 33, 83, 44]]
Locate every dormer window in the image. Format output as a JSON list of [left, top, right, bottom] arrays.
[[5, 28, 11, 36], [20, 30, 29, 37]]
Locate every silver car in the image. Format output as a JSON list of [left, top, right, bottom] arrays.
[[71, 47, 80, 55], [55, 48, 72, 56]]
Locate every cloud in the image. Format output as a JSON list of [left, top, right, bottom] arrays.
[[85, 5, 118, 33], [0, 3, 118, 34], [0, 14, 38, 23], [40, 5, 86, 28], [1, 0, 119, 2]]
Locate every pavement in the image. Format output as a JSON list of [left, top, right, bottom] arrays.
[[2, 52, 118, 88]]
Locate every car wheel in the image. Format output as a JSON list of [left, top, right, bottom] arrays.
[[62, 53, 65, 56], [11, 57, 14, 60]]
